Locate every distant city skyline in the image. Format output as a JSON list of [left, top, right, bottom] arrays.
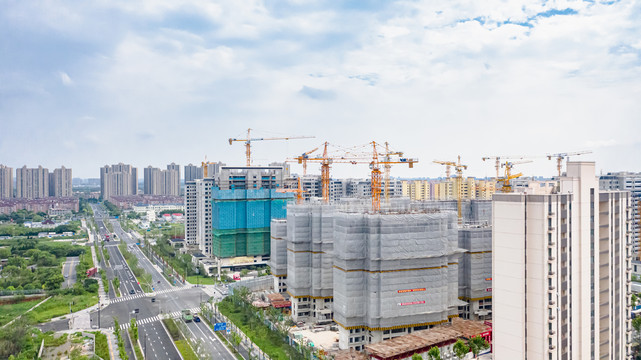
[[1, 1, 639, 178]]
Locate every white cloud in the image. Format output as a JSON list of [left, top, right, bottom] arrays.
[[1, 1, 640, 178], [58, 71, 72, 86]]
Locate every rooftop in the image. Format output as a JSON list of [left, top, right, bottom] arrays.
[[365, 319, 490, 360]]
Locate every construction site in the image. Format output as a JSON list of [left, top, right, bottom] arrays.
[[222, 135, 587, 355]]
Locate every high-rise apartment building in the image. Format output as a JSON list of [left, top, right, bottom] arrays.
[[49, 166, 72, 197], [143, 165, 180, 196], [100, 163, 138, 200], [16, 166, 49, 199], [401, 180, 431, 200], [184, 164, 204, 183], [493, 162, 631, 360], [600, 172, 641, 258], [184, 178, 214, 255], [0, 165, 12, 199]]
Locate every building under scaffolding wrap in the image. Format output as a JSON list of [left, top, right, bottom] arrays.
[[458, 226, 492, 320], [270, 219, 288, 293], [333, 210, 461, 350], [285, 204, 336, 324]]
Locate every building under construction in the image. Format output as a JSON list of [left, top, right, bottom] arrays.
[[270, 200, 474, 350], [457, 225, 492, 320]]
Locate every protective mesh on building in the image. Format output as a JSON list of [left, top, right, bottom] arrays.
[[332, 211, 461, 330], [286, 204, 336, 299], [270, 219, 288, 277], [458, 227, 492, 301]]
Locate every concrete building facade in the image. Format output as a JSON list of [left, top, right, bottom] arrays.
[[492, 162, 631, 360], [184, 178, 214, 253], [184, 163, 204, 183], [144, 165, 180, 196], [100, 163, 138, 200], [16, 166, 49, 199], [49, 166, 72, 197], [600, 172, 641, 259], [0, 165, 12, 199]]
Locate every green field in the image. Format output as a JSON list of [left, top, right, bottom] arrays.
[[27, 293, 98, 323], [186, 275, 217, 285], [0, 298, 46, 326]]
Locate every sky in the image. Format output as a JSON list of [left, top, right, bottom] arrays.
[[1, 0, 640, 179]]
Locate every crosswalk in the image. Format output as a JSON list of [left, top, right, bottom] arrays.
[[108, 306, 202, 330], [105, 286, 189, 305]]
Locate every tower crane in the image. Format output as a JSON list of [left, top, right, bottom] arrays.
[[370, 141, 417, 212], [383, 142, 404, 204], [433, 156, 468, 224], [498, 160, 532, 193], [546, 151, 592, 177], [228, 128, 314, 167], [201, 156, 217, 178], [481, 155, 526, 179], [276, 179, 307, 204]]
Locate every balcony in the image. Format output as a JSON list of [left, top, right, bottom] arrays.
[[549, 314, 556, 321], [548, 227, 556, 232], [549, 270, 556, 276], [549, 255, 556, 261], [548, 240, 556, 246], [549, 299, 556, 306], [549, 344, 556, 350], [550, 330, 556, 335], [549, 285, 556, 291]]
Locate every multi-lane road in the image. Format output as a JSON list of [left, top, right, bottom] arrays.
[[90, 204, 236, 360]]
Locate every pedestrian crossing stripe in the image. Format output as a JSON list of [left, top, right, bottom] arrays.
[[103, 286, 189, 306], [107, 306, 202, 331]]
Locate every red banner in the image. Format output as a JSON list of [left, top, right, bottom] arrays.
[[399, 300, 425, 306], [397, 288, 426, 293]]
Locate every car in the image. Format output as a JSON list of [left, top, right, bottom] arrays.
[[151, 298, 156, 303], [129, 289, 135, 295], [157, 280, 161, 284], [193, 315, 201, 322]]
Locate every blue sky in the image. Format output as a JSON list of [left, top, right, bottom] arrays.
[[1, 0, 640, 179]]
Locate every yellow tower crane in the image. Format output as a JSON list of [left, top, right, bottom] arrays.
[[481, 155, 526, 179], [433, 156, 468, 224], [546, 151, 592, 177], [383, 142, 404, 204], [370, 141, 417, 212], [497, 160, 532, 193], [228, 128, 314, 167], [201, 156, 217, 178]]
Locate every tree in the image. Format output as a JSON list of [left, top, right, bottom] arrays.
[[468, 336, 490, 358], [231, 332, 242, 352], [427, 346, 441, 360], [453, 339, 470, 359], [633, 294, 638, 307], [412, 354, 424, 360], [633, 317, 641, 341]]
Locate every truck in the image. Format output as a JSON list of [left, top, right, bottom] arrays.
[[181, 309, 193, 322]]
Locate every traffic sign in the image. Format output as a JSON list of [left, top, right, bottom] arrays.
[[214, 322, 227, 331]]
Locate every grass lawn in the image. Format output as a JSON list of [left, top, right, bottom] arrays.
[[175, 340, 198, 360], [0, 298, 45, 326], [27, 292, 98, 323], [218, 300, 303, 360], [186, 275, 217, 285], [93, 332, 109, 360]]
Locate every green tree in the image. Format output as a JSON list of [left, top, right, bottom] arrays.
[[113, 277, 120, 291], [633, 317, 641, 341], [231, 332, 242, 352], [427, 346, 441, 360], [633, 294, 638, 307], [453, 339, 470, 359], [468, 335, 490, 358], [412, 354, 424, 360]]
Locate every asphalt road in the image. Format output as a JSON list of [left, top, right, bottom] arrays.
[[108, 217, 236, 360], [61, 256, 79, 289], [89, 204, 237, 360]]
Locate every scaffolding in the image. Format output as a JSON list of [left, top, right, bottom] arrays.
[[332, 211, 461, 331], [211, 188, 293, 258]]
